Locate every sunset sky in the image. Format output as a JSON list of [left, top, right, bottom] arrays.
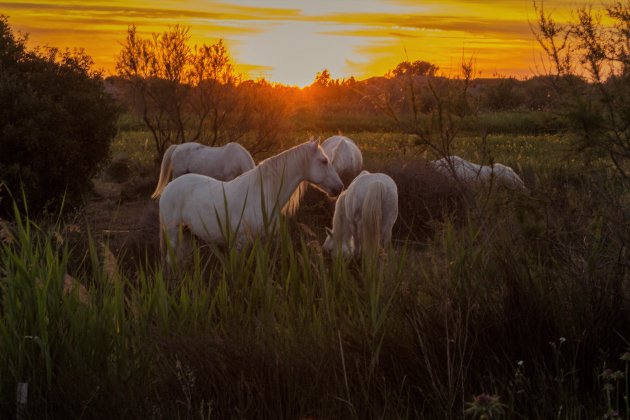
[[2, 0, 591, 87]]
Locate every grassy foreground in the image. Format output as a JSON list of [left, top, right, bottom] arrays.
[[1, 131, 629, 418]]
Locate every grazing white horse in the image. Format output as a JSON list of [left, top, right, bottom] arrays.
[[323, 170, 398, 258], [321, 135, 363, 187], [159, 140, 343, 264], [151, 142, 255, 199], [432, 155, 527, 191]]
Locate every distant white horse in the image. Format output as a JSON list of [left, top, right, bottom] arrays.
[[159, 140, 343, 264], [151, 142, 255, 199], [432, 156, 527, 191], [323, 170, 398, 258], [321, 135, 363, 188]]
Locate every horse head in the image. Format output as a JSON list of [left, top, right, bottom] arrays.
[[323, 226, 353, 257], [306, 141, 343, 197], [493, 163, 528, 192]]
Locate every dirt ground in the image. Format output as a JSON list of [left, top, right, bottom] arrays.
[[78, 175, 162, 269]]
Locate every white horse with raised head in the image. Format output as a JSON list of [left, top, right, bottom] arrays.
[[321, 135, 363, 188], [323, 170, 398, 258], [159, 140, 343, 264], [151, 142, 255, 199], [432, 156, 527, 191]]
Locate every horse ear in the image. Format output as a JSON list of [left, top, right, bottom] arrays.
[[325, 227, 333, 237]]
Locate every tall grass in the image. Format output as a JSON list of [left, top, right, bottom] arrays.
[[2, 127, 629, 418]]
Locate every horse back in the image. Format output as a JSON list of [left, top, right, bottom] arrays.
[[346, 173, 396, 218], [224, 142, 256, 172]]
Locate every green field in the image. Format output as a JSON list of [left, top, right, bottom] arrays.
[[1, 122, 629, 419]]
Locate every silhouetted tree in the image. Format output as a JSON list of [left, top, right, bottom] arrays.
[[0, 15, 119, 216], [116, 26, 243, 157], [388, 60, 439, 78], [482, 77, 525, 111], [189, 39, 246, 146], [238, 79, 290, 155], [116, 25, 190, 156], [533, 1, 630, 180], [312, 69, 333, 87]]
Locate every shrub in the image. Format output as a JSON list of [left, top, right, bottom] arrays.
[[0, 15, 119, 216], [533, 2, 630, 181]]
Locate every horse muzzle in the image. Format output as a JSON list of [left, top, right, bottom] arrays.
[[328, 184, 343, 197]]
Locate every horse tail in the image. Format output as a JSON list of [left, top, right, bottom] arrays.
[[361, 181, 384, 258], [348, 144, 363, 186], [151, 144, 177, 199]]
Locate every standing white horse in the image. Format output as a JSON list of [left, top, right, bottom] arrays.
[[323, 170, 398, 258], [321, 135, 363, 187], [432, 156, 527, 191], [151, 142, 255, 199], [159, 140, 343, 264]]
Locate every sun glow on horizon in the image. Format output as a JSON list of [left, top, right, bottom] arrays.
[[2, 0, 593, 86]]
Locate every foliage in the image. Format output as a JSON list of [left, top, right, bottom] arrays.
[[387, 59, 440, 78], [238, 79, 291, 155], [533, 1, 630, 181], [480, 76, 525, 111], [0, 15, 119, 216], [312, 68, 333, 87]]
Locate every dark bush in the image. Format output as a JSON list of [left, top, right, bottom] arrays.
[[0, 15, 119, 216], [374, 159, 465, 240]]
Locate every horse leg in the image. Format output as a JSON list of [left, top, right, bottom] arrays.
[[162, 224, 182, 268], [383, 226, 393, 249], [350, 220, 360, 257], [380, 224, 393, 257], [173, 226, 196, 267]]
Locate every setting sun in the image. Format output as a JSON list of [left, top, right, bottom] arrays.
[[4, 0, 589, 85]]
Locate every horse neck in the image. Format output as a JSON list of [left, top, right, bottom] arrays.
[[331, 141, 345, 163], [255, 144, 307, 212]]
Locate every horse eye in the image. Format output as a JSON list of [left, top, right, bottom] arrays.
[[321, 158, 328, 165]]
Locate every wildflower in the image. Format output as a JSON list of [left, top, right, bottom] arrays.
[[464, 393, 506, 419], [604, 409, 621, 419], [475, 394, 492, 405], [601, 369, 624, 381], [601, 368, 614, 380]]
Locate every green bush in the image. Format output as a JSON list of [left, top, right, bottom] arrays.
[[0, 15, 119, 216]]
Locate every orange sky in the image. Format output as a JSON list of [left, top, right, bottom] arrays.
[[2, 0, 593, 86]]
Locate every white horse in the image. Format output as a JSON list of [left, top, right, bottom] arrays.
[[321, 135, 363, 188], [159, 140, 343, 264], [432, 155, 527, 191], [151, 142, 255, 199], [284, 135, 362, 214], [323, 170, 398, 258]]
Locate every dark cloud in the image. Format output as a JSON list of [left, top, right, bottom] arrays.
[[0, 2, 301, 21]]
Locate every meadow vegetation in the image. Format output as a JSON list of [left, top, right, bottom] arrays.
[[1, 3, 630, 419]]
